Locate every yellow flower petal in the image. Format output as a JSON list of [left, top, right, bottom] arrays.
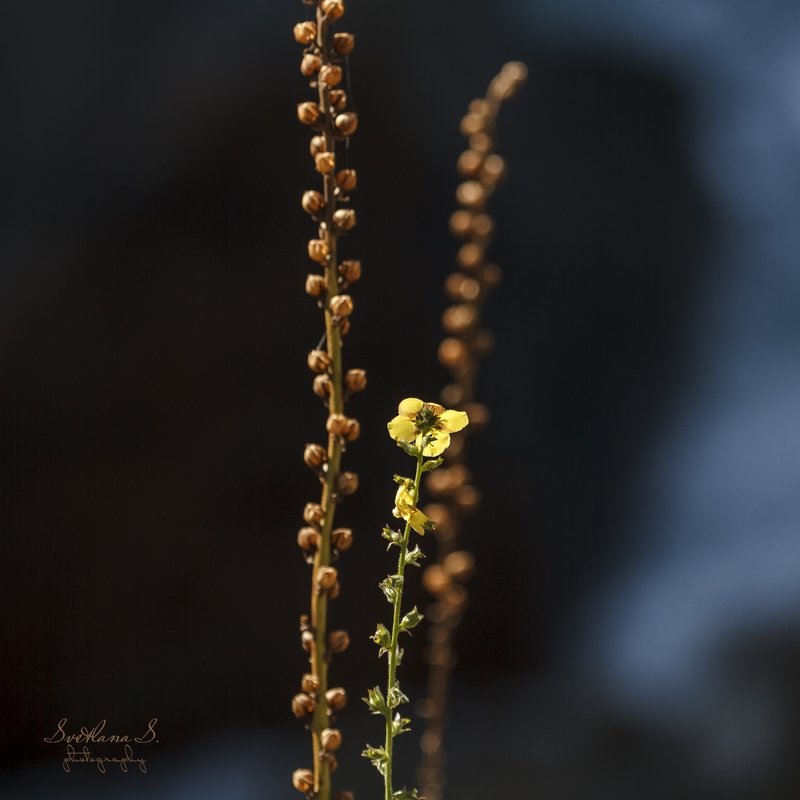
[[438, 409, 469, 433], [398, 397, 425, 418], [387, 415, 417, 442], [427, 402, 445, 416], [408, 508, 430, 535], [421, 431, 450, 457]]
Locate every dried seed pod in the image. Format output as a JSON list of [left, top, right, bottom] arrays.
[[329, 581, 341, 600], [297, 527, 321, 551], [297, 102, 321, 125], [317, 566, 338, 591], [330, 89, 348, 110], [326, 687, 347, 711], [293, 21, 317, 45], [321, 0, 345, 20], [469, 131, 493, 153], [307, 349, 332, 373], [301, 672, 319, 694], [339, 260, 362, 284], [292, 692, 316, 718], [308, 239, 329, 263], [469, 98, 491, 116], [344, 368, 366, 392], [303, 443, 327, 469], [442, 304, 477, 334], [455, 484, 482, 512], [449, 209, 473, 238], [315, 151, 336, 175], [292, 768, 315, 793], [335, 112, 358, 136], [326, 413, 348, 436], [319, 64, 343, 86], [304, 502, 325, 526], [440, 382, 464, 407], [328, 630, 350, 654], [471, 213, 494, 238], [423, 564, 451, 595], [333, 208, 356, 231], [329, 294, 354, 317], [300, 53, 322, 77], [463, 402, 490, 427], [309, 135, 326, 156], [301, 629, 315, 652], [439, 337, 469, 369], [332, 32, 355, 55], [482, 153, 506, 183], [305, 273, 326, 297], [342, 417, 360, 442], [457, 242, 484, 270], [336, 471, 359, 495], [331, 527, 353, 551], [338, 317, 351, 336], [302, 190, 325, 214], [456, 180, 485, 208], [335, 169, 357, 191], [457, 149, 484, 177], [444, 273, 481, 303], [313, 373, 332, 398], [481, 262, 503, 288], [321, 727, 343, 751], [460, 111, 486, 136], [443, 550, 476, 582]]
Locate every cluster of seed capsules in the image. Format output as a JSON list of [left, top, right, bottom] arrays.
[[292, 3, 363, 799], [418, 62, 528, 800]]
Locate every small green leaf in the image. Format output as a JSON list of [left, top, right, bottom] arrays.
[[405, 545, 425, 567], [421, 457, 443, 473], [400, 606, 423, 633], [363, 685, 388, 716]]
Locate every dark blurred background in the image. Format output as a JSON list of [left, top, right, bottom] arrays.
[[3, 0, 800, 798]]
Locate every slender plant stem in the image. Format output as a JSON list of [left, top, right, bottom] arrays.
[[308, 9, 343, 800], [384, 452, 425, 800]]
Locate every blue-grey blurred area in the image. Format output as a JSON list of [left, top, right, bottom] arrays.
[[2, 0, 799, 797]]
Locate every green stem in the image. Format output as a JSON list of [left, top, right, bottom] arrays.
[[384, 451, 425, 800]]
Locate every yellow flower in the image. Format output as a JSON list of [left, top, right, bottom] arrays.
[[392, 478, 431, 534], [387, 398, 469, 457]]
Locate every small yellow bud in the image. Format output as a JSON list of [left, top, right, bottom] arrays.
[[303, 442, 327, 469], [334, 112, 358, 136], [313, 373, 332, 398], [328, 630, 350, 654], [301, 189, 325, 214], [333, 208, 356, 230], [332, 32, 355, 55], [292, 768, 315, 793], [319, 64, 343, 87], [305, 273, 326, 297], [321, 0, 345, 20], [297, 527, 320, 551], [291, 692, 316, 718], [315, 151, 336, 174], [300, 53, 322, 77], [297, 101, 321, 125], [331, 527, 353, 551], [300, 673, 319, 694], [335, 169, 357, 191], [339, 260, 361, 284], [307, 349, 331, 373], [344, 368, 366, 392], [308, 238, 330, 263], [326, 687, 347, 711], [321, 727, 343, 751], [336, 471, 359, 495], [293, 21, 317, 45], [329, 294, 353, 317]]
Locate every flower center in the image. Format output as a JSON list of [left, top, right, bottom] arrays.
[[414, 406, 438, 432]]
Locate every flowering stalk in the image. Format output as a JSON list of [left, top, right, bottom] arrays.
[[418, 62, 527, 800], [292, 3, 363, 799], [364, 400, 469, 800]]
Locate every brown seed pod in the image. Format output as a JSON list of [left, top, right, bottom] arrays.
[[442, 304, 478, 334], [329, 294, 354, 317], [308, 239, 329, 263], [328, 630, 350, 654], [456, 180, 485, 208], [339, 260, 362, 284], [331, 527, 353, 551], [291, 692, 316, 718], [326, 687, 347, 711], [321, 0, 345, 20], [423, 564, 451, 596], [481, 153, 506, 183], [443, 550, 476, 582], [342, 417, 360, 442], [333, 208, 356, 231], [305, 273, 326, 297], [313, 373, 332, 398], [300, 672, 319, 694], [292, 768, 315, 793], [304, 502, 325, 526], [317, 566, 338, 591], [315, 151, 336, 175], [334, 112, 358, 136], [457, 149, 485, 177], [309, 135, 326, 156], [297, 527, 321, 551], [332, 32, 355, 55], [330, 89, 348, 111], [344, 367, 366, 392], [463, 402, 490, 427], [440, 382, 464, 407], [336, 471, 359, 495], [438, 337, 469, 369], [293, 21, 317, 45], [319, 64, 343, 87], [300, 53, 322, 77], [329, 581, 341, 600], [326, 413, 348, 436], [471, 213, 494, 238], [469, 131, 493, 153], [460, 111, 487, 136], [303, 443, 327, 469], [301, 190, 325, 214], [457, 242, 484, 270], [335, 169, 357, 191], [307, 349, 332, 373], [455, 484, 482, 512], [300, 629, 315, 652], [321, 727, 343, 751], [444, 273, 481, 303], [338, 317, 351, 336], [297, 102, 321, 125], [449, 209, 474, 238]]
